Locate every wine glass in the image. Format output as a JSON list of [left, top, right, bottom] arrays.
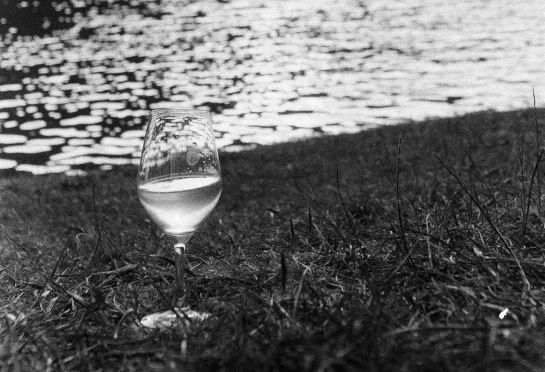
[[137, 108, 221, 328]]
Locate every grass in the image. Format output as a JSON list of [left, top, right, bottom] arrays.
[[3, 108, 545, 371]]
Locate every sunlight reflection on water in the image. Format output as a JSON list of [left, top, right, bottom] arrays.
[[0, 0, 544, 174]]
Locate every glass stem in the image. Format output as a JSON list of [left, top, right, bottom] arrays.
[[173, 242, 186, 303]]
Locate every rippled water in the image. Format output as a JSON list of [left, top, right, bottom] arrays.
[[1, 0, 544, 174]]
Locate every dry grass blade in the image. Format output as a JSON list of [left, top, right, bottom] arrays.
[[532, 87, 541, 214], [336, 168, 356, 233], [521, 149, 545, 241], [435, 154, 531, 296], [395, 133, 414, 268]]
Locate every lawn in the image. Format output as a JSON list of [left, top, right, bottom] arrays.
[[2, 109, 545, 371]]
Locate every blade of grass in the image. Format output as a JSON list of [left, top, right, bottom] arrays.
[[532, 87, 541, 214], [395, 134, 415, 268], [435, 155, 531, 297], [336, 168, 356, 233]]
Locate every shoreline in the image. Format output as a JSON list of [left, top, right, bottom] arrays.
[[0, 107, 541, 178]]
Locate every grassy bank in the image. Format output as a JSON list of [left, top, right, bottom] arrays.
[[2, 109, 545, 371]]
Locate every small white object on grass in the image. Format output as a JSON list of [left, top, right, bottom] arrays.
[[499, 308, 509, 319], [140, 308, 211, 329]]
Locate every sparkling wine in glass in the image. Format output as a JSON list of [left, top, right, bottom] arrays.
[[137, 109, 221, 327]]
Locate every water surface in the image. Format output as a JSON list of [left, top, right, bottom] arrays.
[[1, 0, 544, 174]]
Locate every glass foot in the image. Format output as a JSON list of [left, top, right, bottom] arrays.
[[140, 307, 211, 330]]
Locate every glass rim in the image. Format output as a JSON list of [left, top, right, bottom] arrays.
[[150, 108, 211, 116]]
